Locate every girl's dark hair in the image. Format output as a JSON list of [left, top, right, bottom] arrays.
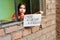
[[18, 3, 26, 15], [18, 3, 26, 12]]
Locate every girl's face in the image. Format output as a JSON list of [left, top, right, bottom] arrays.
[[19, 5, 26, 14]]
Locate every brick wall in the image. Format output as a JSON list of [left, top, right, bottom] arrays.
[[0, 0, 56, 40], [56, 0, 60, 40]]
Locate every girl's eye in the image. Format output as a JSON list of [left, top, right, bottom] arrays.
[[20, 7, 22, 9], [20, 7, 26, 9]]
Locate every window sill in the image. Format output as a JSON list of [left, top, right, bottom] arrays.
[[1, 15, 45, 28], [1, 21, 23, 28]]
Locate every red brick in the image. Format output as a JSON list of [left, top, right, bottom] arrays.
[[51, 9, 56, 14], [0, 35, 11, 40], [56, 26, 60, 29], [56, 0, 60, 38], [0, 29, 5, 36], [57, 0, 60, 2], [56, 24, 60, 29], [48, 25, 56, 32], [46, 15, 52, 21], [17, 24, 23, 30], [23, 28, 31, 36], [5, 26, 18, 33], [51, 20, 56, 25], [56, 10, 60, 14], [41, 17, 46, 23], [12, 31, 22, 40], [42, 24, 56, 34], [42, 23, 46, 28], [56, 19, 60, 23], [56, 5, 60, 8], [46, 21, 51, 27], [46, 15, 55, 21], [56, 14, 60, 19], [32, 26, 40, 33]]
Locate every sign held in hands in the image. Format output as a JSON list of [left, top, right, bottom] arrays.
[[23, 14, 42, 27]]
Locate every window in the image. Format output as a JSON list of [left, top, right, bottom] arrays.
[[0, 0, 16, 25], [0, 0, 45, 25], [17, 0, 45, 14], [41, 0, 46, 15]]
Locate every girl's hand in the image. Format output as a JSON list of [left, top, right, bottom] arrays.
[[35, 11, 44, 14], [18, 16, 20, 19], [39, 11, 44, 14]]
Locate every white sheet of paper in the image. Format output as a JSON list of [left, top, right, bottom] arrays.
[[23, 14, 42, 27]]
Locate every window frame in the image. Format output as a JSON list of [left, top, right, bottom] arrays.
[[43, 0, 46, 16], [40, 0, 46, 16], [0, 0, 46, 26], [0, 0, 19, 25]]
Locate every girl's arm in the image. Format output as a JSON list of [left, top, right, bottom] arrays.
[[35, 11, 44, 14]]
